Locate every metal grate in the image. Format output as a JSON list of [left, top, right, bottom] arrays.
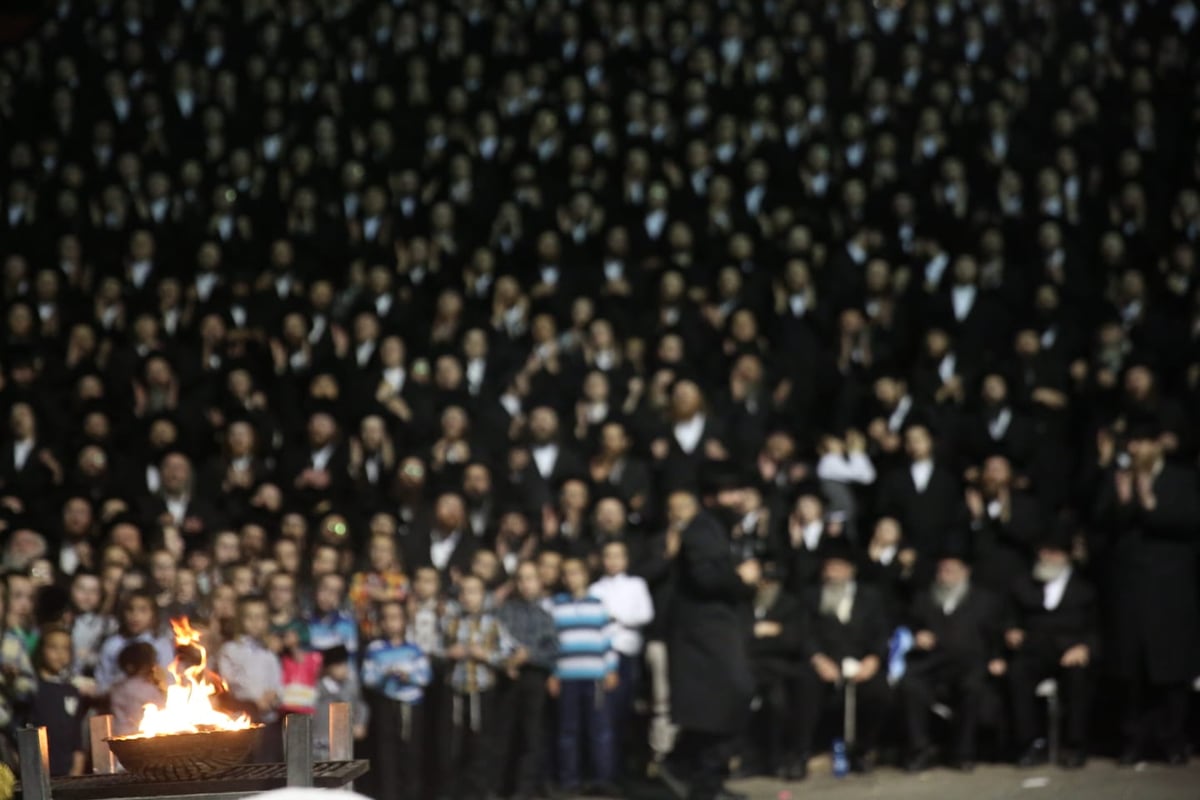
[[18, 760, 369, 800]]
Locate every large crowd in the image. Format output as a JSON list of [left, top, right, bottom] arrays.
[[1, 0, 1200, 797]]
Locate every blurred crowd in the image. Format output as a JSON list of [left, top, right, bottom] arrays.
[[1, 0, 1200, 796]]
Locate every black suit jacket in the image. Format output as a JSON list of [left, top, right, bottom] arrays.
[[802, 583, 890, 665], [1007, 571, 1098, 660], [905, 585, 1004, 675], [404, 528, 479, 582], [668, 510, 756, 735], [749, 588, 806, 682], [877, 462, 962, 556]]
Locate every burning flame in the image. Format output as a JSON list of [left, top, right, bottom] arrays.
[[134, 618, 253, 738]]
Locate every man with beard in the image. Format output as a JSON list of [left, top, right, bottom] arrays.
[[1005, 528, 1097, 768], [746, 560, 806, 780], [964, 455, 1046, 594], [1091, 419, 1200, 766], [901, 545, 1006, 772], [795, 537, 889, 777], [662, 490, 757, 800]]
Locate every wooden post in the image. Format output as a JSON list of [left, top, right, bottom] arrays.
[[89, 714, 118, 774], [328, 702, 353, 762], [284, 713, 314, 788], [18, 726, 51, 800]]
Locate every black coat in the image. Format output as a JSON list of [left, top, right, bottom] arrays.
[[801, 583, 890, 666], [968, 492, 1045, 595], [905, 585, 1004, 676], [667, 510, 755, 735], [1091, 464, 1200, 683], [749, 587, 805, 683], [1006, 571, 1098, 660], [877, 462, 962, 556]]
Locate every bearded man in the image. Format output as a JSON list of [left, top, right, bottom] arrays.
[[900, 544, 1005, 772], [1091, 418, 1200, 766], [795, 537, 889, 776], [1005, 527, 1097, 768]]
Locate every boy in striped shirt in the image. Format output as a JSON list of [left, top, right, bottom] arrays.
[[549, 558, 620, 796], [362, 600, 431, 800]]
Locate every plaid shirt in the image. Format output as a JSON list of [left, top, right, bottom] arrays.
[[496, 597, 558, 671], [443, 611, 516, 694], [408, 598, 456, 658]]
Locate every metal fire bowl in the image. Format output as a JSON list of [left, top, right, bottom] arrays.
[[106, 725, 264, 781]]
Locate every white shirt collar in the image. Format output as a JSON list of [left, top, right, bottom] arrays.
[[311, 444, 335, 471], [1043, 567, 1072, 611], [951, 284, 977, 321], [911, 459, 934, 492], [12, 439, 34, 470], [673, 413, 705, 454], [532, 442, 560, 478], [430, 529, 461, 570], [887, 395, 913, 432]]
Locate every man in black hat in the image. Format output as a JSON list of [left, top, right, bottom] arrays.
[[662, 490, 757, 800], [795, 536, 890, 776], [1005, 527, 1097, 768], [746, 560, 805, 780], [900, 543, 1006, 772], [1091, 418, 1200, 765]]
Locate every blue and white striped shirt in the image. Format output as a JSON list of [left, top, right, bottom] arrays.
[[550, 593, 618, 681], [362, 639, 432, 704]]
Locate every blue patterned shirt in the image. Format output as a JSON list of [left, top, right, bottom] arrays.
[[362, 639, 431, 704]]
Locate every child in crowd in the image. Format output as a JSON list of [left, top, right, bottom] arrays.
[[6, 572, 38, 652], [218, 594, 284, 760], [30, 627, 85, 776], [444, 574, 516, 800], [550, 558, 620, 796], [109, 642, 166, 736], [313, 644, 368, 760], [306, 573, 359, 654], [407, 565, 452, 800], [496, 561, 559, 800], [349, 532, 409, 639], [94, 589, 174, 696], [277, 619, 321, 718], [266, 572, 300, 630], [69, 570, 114, 680], [589, 540, 654, 769], [362, 600, 430, 800]]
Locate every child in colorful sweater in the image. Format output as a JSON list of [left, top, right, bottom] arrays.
[[549, 558, 620, 796], [362, 600, 431, 800]]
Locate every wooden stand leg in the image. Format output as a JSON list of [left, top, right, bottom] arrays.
[[329, 702, 352, 762], [18, 726, 51, 800], [89, 715, 117, 774], [285, 714, 314, 788]]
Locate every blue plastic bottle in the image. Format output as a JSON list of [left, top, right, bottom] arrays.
[[832, 737, 849, 778]]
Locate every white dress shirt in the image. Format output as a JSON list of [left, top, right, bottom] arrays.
[[1043, 568, 1071, 611], [817, 452, 877, 485], [310, 445, 334, 472], [430, 530, 461, 571], [910, 459, 934, 493], [673, 414, 705, 455], [532, 443, 560, 479], [12, 438, 34, 471], [589, 573, 655, 656], [951, 285, 977, 321]]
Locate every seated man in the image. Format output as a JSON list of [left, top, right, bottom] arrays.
[[901, 543, 1005, 772], [746, 560, 805, 780], [1006, 529, 1097, 768], [795, 537, 890, 776]]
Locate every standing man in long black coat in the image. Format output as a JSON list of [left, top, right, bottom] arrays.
[[1091, 419, 1200, 765], [663, 490, 757, 800]]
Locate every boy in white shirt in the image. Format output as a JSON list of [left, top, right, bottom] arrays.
[[588, 540, 654, 771]]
